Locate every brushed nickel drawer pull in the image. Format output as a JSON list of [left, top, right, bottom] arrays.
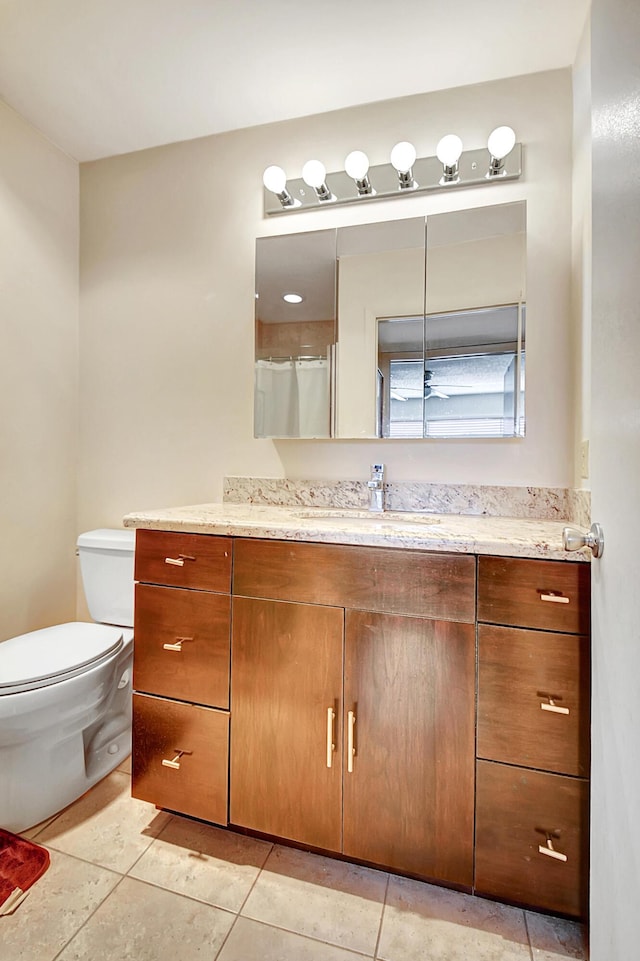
[[164, 554, 196, 567], [540, 592, 570, 604], [161, 751, 186, 770], [538, 838, 568, 862], [162, 636, 193, 652], [326, 707, 336, 768], [541, 698, 570, 715], [347, 710, 356, 774]]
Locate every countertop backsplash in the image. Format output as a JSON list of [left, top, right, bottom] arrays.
[[223, 476, 591, 527]]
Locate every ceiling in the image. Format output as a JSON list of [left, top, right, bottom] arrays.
[[0, 0, 589, 163]]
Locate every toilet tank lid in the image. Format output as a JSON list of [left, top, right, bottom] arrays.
[[77, 528, 135, 551]]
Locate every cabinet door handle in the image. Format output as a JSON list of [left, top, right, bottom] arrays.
[[540, 592, 570, 604], [347, 710, 356, 774], [541, 698, 570, 715], [162, 636, 193, 652], [326, 707, 335, 768], [164, 554, 196, 567], [161, 751, 185, 770], [538, 838, 568, 862]]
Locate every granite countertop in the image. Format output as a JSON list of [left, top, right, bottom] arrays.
[[123, 502, 589, 562]]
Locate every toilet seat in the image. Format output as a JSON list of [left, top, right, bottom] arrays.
[[0, 622, 124, 695]]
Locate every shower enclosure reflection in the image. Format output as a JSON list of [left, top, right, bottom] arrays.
[[254, 228, 336, 438]]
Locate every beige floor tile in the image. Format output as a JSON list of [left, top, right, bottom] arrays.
[[0, 850, 120, 961], [241, 844, 387, 955], [55, 876, 234, 961], [218, 916, 374, 960], [130, 815, 272, 911], [378, 877, 531, 961], [526, 911, 589, 959], [34, 770, 169, 874]]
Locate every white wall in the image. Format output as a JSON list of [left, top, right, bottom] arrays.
[[572, 20, 592, 488], [0, 101, 79, 641], [79, 69, 574, 530]]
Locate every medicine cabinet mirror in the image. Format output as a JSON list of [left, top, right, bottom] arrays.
[[254, 201, 526, 439]]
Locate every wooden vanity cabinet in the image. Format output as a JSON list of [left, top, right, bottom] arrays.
[[131, 530, 232, 825], [130, 530, 592, 918], [475, 555, 591, 917], [231, 538, 476, 887]]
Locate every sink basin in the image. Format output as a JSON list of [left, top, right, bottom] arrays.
[[293, 509, 440, 527]]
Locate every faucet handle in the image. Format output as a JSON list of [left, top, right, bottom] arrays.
[[370, 463, 385, 478]]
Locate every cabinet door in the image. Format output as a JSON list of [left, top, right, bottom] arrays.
[[343, 610, 475, 886], [230, 597, 343, 850]]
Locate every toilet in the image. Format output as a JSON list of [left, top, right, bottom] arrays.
[[0, 528, 136, 833]]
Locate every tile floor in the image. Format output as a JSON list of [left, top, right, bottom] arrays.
[[5, 758, 589, 961]]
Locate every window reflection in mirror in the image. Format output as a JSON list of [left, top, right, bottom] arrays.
[[254, 229, 336, 438], [422, 202, 526, 439], [378, 305, 525, 438]]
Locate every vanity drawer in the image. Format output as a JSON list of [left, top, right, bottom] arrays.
[[477, 556, 590, 634], [134, 584, 231, 708], [475, 760, 589, 917], [132, 693, 229, 825], [135, 529, 232, 592], [477, 625, 590, 777], [233, 538, 476, 622]]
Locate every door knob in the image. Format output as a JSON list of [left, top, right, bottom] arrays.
[[562, 522, 604, 558]]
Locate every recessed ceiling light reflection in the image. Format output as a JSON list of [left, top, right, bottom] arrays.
[[283, 293, 304, 304]]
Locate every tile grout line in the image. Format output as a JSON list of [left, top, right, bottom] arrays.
[[212, 840, 276, 960], [214, 842, 375, 959], [523, 909, 535, 961], [372, 873, 391, 960], [215, 914, 376, 959], [49, 872, 129, 961]]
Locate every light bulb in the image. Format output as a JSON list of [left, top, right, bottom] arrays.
[[390, 141, 416, 174], [262, 165, 287, 194], [487, 126, 516, 160], [344, 150, 370, 181], [302, 159, 327, 189], [436, 134, 463, 167]]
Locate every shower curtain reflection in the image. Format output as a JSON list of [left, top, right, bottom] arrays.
[[254, 357, 330, 438]]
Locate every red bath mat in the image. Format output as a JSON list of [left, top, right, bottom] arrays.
[[0, 830, 50, 915]]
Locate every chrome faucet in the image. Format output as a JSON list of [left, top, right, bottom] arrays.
[[367, 463, 386, 512]]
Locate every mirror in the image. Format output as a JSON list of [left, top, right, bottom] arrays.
[[254, 229, 336, 438], [254, 201, 526, 439]]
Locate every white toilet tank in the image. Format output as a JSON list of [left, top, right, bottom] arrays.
[[77, 529, 136, 628]]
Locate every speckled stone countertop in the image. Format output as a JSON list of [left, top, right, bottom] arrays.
[[123, 502, 590, 562]]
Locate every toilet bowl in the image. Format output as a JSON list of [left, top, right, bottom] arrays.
[[0, 529, 135, 833]]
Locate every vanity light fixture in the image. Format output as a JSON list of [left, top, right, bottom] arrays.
[[436, 134, 463, 184], [262, 165, 297, 208], [282, 292, 304, 304], [486, 125, 516, 177], [262, 126, 522, 215], [302, 159, 333, 202], [344, 150, 373, 195], [390, 141, 417, 189]]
